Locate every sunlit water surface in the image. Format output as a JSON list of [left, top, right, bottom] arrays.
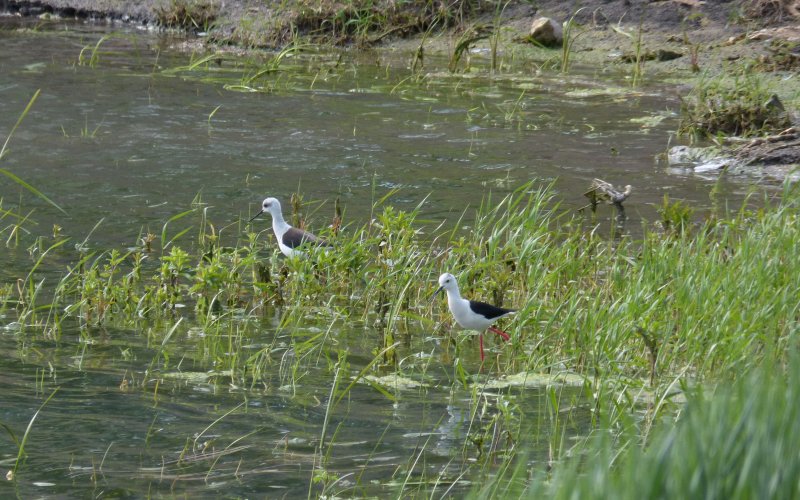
[[0, 18, 773, 497]]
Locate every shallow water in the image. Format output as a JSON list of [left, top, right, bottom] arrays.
[[1, 312, 590, 497], [0, 18, 767, 496], [0, 20, 767, 245]]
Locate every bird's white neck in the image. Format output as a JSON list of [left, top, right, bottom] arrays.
[[445, 287, 465, 308], [271, 210, 290, 235]]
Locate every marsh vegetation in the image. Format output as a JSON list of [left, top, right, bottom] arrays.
[[1, 4, 799, 496], [3, 164, 800, 495]]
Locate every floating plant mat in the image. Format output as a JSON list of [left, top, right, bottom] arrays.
[[361, 373, 429, 390], [479, 371, 586, 389]]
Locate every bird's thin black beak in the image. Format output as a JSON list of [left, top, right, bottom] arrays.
[[428, 286, 444, 305], [248, 209, 264, 223]]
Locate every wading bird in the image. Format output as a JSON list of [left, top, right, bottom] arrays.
[[432, 272, 514, 362], [249, 197, 330, 258]]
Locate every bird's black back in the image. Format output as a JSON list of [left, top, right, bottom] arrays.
[[282, 227, 329, 249], [468, 300, 515, 319]]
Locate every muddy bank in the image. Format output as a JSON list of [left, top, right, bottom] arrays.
[[2, 1, 798, 76], [2, 1, 798, 88], [2, 1, 797, 55], [1, 0, 155, 23]]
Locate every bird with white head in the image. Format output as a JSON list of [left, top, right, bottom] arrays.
[[432, 272, 515, 362], [249, 197, 330, 258]]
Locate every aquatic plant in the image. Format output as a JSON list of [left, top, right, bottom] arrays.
[[5, 388, 60, 482], [612, 22, 646, 86], [658, 194, 695, 234], [449, 24, 493, 73], [77, 34, 115, 68], [1, 90, 66, 218], [561, 9, 587, 74], [0, 91, 65, 251], [60, 115, 104, 138]]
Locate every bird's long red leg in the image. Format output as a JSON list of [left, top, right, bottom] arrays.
[[479, 333, 485, 362], [488, 326, 510, 341]]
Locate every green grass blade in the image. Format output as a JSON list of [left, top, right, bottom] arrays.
[[161, 208, 196, 251], [1, 421, 20, 447], [13, 387, 60, 475], [0, 89, 68, 215], [0, 169, 68, 216], [0, 89, 40, 159]]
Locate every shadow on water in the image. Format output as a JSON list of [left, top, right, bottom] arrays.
[[0, 19, 772, 496]]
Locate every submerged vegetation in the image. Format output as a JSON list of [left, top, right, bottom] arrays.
[[150, 0, 800, 139]]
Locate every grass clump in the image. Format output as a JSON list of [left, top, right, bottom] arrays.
[[658, 194, 694, 233], [678, 71, 792, 138], [155, 0, 219, 32], [477, 357, 800, 498], [744, 0, 800, 23], [260, 0, 498, 47], [759, 39, 800, 71]]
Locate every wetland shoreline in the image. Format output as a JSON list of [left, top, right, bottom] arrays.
[[5, 1, 799, 172], [2, 0, 798, 74]]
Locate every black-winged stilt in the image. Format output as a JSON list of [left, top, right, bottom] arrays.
[[432, 272, 514, 362], [249, 197, 330, 258]]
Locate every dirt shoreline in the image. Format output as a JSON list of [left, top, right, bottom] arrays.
[[2, 1, 798, 98], [2, 0, 798, 68]]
